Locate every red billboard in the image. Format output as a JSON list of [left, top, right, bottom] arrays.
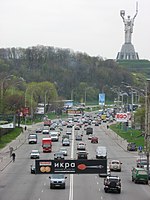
[[21, 107, 30, 116]]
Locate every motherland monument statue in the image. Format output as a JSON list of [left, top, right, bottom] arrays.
[[116, 2, 139, 60]]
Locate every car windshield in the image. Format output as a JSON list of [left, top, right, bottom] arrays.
[[55, 152, 63, 156], [51, 174, 64, 179], [138, 170, 147, 175], [43, 144, 51, 148], [29, 135, 37, 139], [60, 148, 67, 151], [112, 161, 119, 164], [108, 178, 119, 182], [63, 139, 69, 142]]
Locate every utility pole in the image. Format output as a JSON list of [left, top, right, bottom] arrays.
[[145, 79, 150, 173]]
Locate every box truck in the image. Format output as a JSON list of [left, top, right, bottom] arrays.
[[42, 138, 52, 152]]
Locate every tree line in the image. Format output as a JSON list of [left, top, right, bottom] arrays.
[[0, 46, 133, 102]]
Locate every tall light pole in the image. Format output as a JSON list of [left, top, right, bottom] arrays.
[[145, 79, 150, 174], [84, 89, 87, 106], [44, 91, 48, 114]]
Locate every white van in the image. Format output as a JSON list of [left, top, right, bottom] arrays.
[[96, 146, 107, 159]]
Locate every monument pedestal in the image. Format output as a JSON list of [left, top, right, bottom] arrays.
[[116, 43, 139, 60]]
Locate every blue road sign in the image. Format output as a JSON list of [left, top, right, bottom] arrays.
[[138, 146, 142, 151]]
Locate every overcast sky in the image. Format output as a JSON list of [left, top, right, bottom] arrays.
[[0, 0, 149, 60]]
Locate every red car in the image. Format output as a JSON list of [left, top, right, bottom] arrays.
[[91, 136, 98, 143]]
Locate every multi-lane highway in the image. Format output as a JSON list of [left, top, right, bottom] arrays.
[[0, 118, 150, 200]]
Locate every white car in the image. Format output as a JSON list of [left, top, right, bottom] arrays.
[[77, 142, 86, 150], [30, 150, 40, 159], [42, 127, 50, 134], [50, 131, 59, 141], [109, 160, 122, 172]]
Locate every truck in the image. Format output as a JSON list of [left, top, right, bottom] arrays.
[[28, 134, 38, 144], [42, 138, 52, 152]]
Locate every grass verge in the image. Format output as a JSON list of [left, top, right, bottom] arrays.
[[110, 123, 144, 149], [0, 127, 23, 149]]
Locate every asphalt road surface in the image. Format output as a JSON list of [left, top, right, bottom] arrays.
[[0, 120, 150, 200]]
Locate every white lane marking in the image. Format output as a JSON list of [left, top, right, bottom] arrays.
[[101, 196, 103, 200], [69, 174, 74, 200], [69, 126, 75, 200], [44, 182, 46, 186], [41, 190, 43, 193], [97, 182, 99, 185]]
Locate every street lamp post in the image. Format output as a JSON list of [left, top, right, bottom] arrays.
[[84, 89, 87, 106], [145, 79, 150, 174], [44, 91, 48, 114]]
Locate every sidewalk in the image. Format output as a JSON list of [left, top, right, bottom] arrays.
[[101, 124, 128, 151], [0, 125, 35, 172]]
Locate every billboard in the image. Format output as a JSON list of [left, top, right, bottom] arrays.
[[20, 107, 30, 116], [35, 159, 107, 174], [115, 113, 128, 122], [35, 107, 44, 115], [99, 93, 105, 106]]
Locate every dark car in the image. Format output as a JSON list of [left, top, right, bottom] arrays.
[[127, 143, 137, 151], [86, 127, 93, 135], [77, 151, 88, 159], [49, 174, 67, 189], [104, 176, 121, 193]]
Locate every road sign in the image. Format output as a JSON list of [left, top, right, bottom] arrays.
[[35, 159, 107, 174], [138, 146, 143, 151]]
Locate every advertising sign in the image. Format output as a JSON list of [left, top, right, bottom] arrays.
[[35, 107, 44, 115], [99, 93, 105, 106], [67, 109, 82, 116], [35, 159, 107, 174], [115, 113, 128, 122], [21, 107, 30, 116]]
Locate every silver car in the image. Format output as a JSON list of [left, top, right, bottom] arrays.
[[109, 160, 122, 172], [54, 152, 64, 160], [62, 138, 70, 146], [49, 174, 67, 189], [59, 147, 68, 156], [30, 150, 40, 159]]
